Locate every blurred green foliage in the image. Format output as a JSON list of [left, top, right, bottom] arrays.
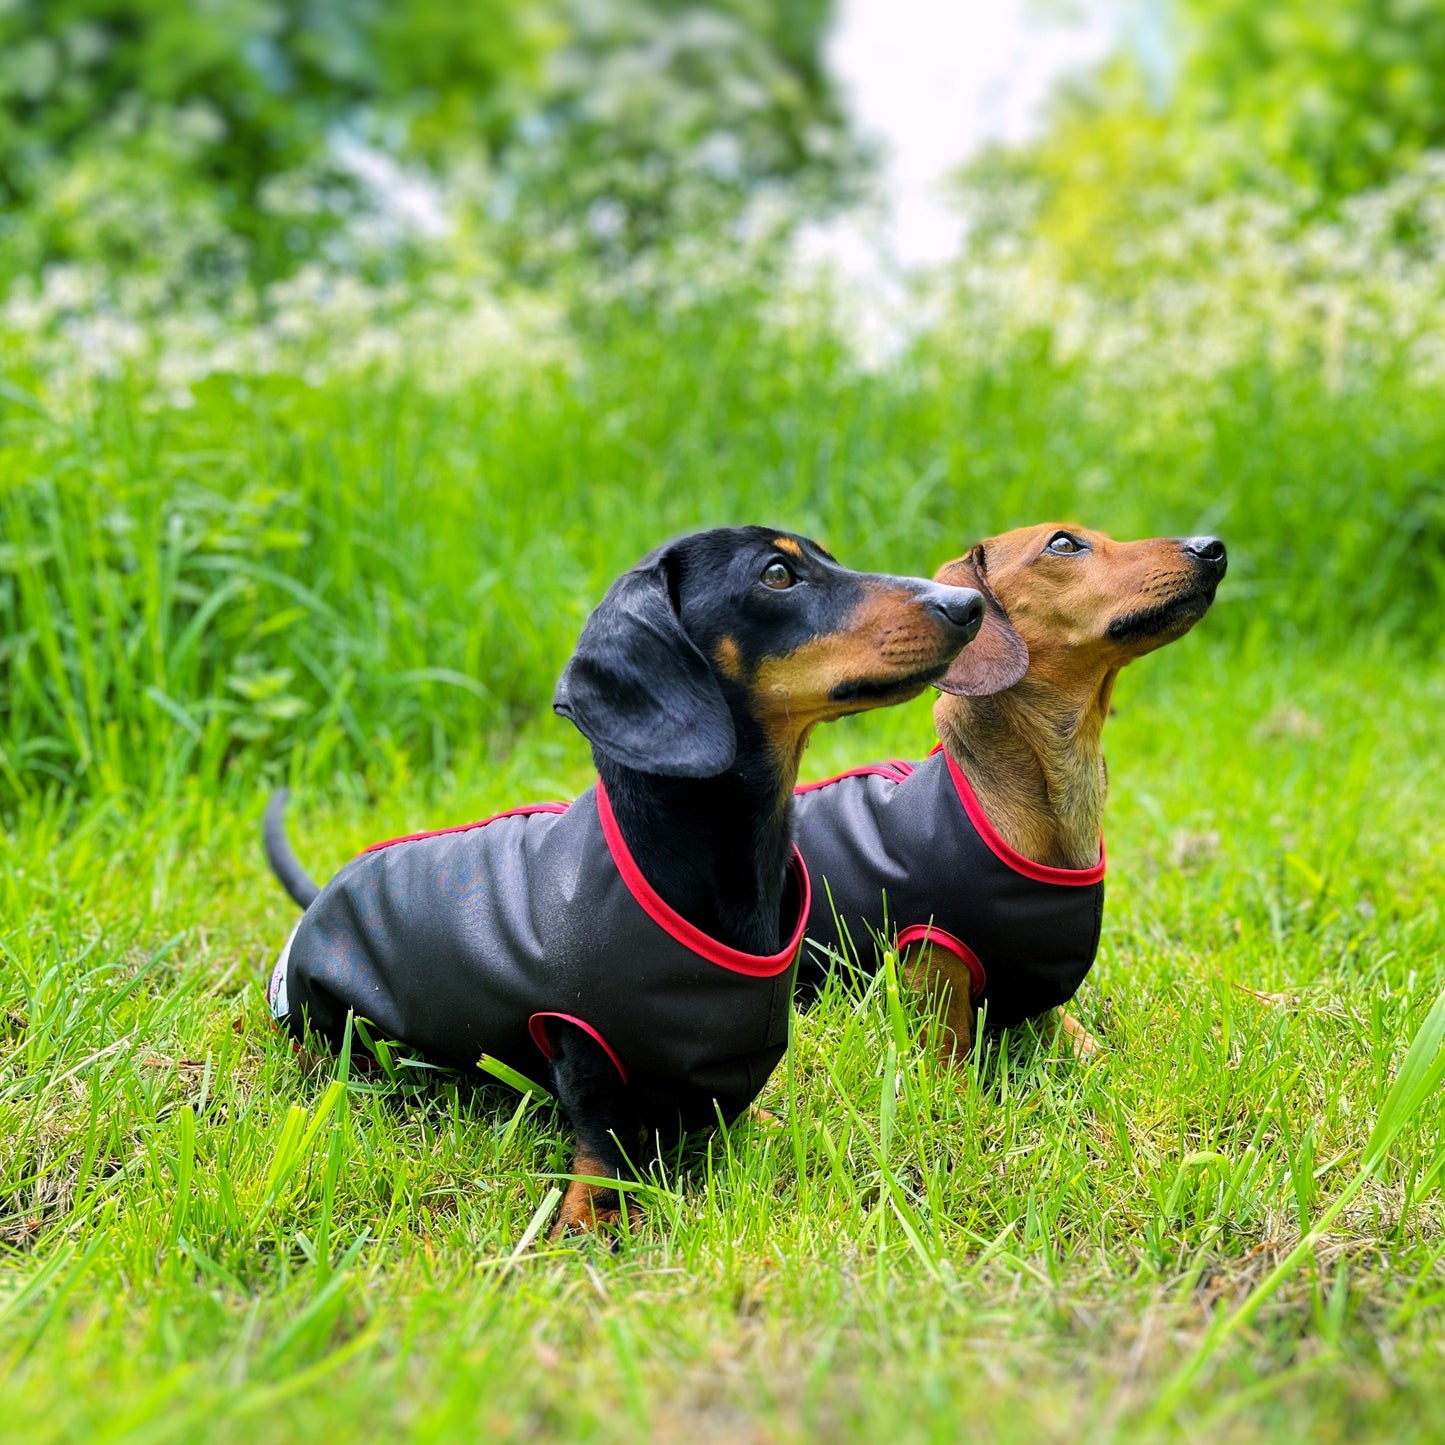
[[492, 0, 859, 281], [966, 0, 1445, 291], [1176, 0, 1445, 199], [0, 0, 550, 279], [0, 0, 852, 291]]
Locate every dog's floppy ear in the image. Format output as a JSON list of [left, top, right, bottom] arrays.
[[554, 550, 737, 777], [932, 545, 1029, 696]]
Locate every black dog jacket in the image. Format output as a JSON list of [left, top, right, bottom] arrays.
[[270, 781, 810, 1135], [791, 748, 1105, 1027]]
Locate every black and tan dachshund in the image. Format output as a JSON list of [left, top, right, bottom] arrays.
[[264, 527, 984, 1238]]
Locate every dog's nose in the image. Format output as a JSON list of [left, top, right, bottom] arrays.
[[930, 585, 985, 640], [1183, 536, 1227, 570]]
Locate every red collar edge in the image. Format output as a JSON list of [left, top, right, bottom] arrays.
[[595, 778, 812, 977], [935, 746, 1106, 887]]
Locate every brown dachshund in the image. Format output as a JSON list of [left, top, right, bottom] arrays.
[[794, 525, 1226, 1062]]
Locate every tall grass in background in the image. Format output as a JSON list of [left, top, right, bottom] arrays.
[[4, 298, 1443, 816]]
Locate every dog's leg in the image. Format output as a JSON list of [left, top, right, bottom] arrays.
[[1054, 1007, 1101, 1060], [902, 941, 976, 1069], [904, 945, 1102, 1064], [545, 1021, 647, 1241]]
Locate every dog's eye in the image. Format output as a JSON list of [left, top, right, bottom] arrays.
[[1046, 532, 1085, 555], [761, 560, 796, 590]]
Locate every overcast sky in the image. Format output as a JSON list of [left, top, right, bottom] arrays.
[[824, 0, 1116, 266]]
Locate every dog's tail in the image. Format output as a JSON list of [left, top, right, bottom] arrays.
[[264, 789, 321, 910]]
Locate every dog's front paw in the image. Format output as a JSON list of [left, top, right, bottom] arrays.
[[1056, 1008, 1102, 1061], [549, 1179, 641, 1243]]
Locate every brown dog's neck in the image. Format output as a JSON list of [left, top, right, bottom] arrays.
[[933, 673, 1115, 871], [596, 739, 797, 957]]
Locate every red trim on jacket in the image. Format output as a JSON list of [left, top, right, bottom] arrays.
[[363, 802, 569, 854], [793, 759, 915, 795], [934, 746, 1106, 886], [529, 1012, 629, 1085], [895, 924, 987, 1003], [595, 779, 811, 978]]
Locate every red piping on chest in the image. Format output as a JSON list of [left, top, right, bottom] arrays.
[[793, 759, 915, 795], [596, 779, 811, 978], [934, 746, 1106, 886], [363, 802, 569, 853]]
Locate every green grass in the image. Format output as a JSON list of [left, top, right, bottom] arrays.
[[4, 313, 1444, 810], [2, 319, 1444, 1440], [4, 640, 1443, 1442]]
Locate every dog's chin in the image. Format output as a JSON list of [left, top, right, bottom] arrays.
[[1106, 587, 1217, 646], [829, 661, 951, 709]]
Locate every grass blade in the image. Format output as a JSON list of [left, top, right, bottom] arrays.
[[1147, 984, 1445, 1425]]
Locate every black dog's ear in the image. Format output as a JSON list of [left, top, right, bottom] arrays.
[[554, 552, 737, 777], [932, 545, 1029, 696]]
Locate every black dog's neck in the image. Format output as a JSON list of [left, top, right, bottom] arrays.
[[597, 734, 795, 957]]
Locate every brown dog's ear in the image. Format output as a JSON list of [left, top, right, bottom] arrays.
[[932, 546, 1029, 696]]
